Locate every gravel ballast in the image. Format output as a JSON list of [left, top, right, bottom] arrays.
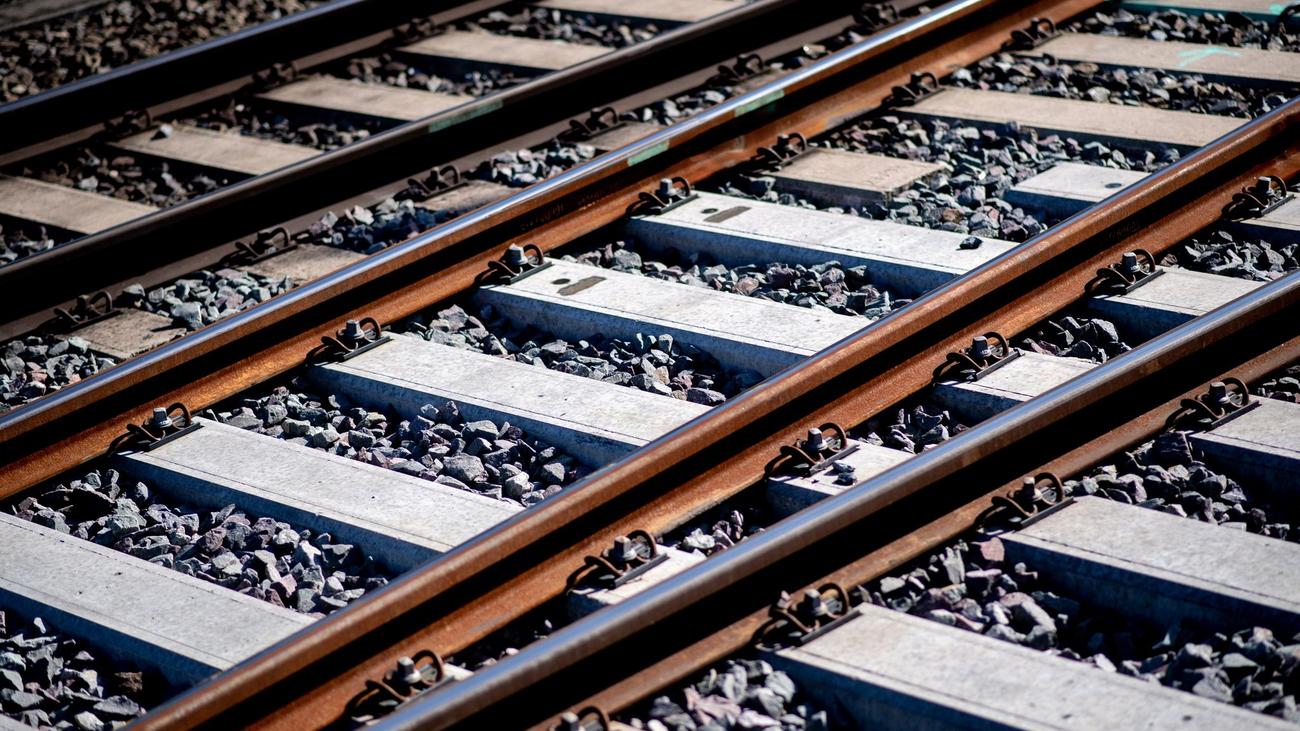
[[220, 379, 581, 507], [184, 100, 384, 152], [403, 303, 759, 404], [666, 505, 758, 557], [861, 534, 1300, 722], [1017, 315, 1133, 363], [0, 611, 152, 729], [9, 467, 391, 616], [567, 240, 912, 321], [1163, 228, 1299, 282], [336, 55, 521, 99], [618, 658, 830, 731], [466, 7, 661, 49], [1068, 9, 1300, 53], [0, 220, 70, 265], [1, 0, 321, 102], [954, 54, 1295, 119], [470, 142, 595, 188], [118, 267, 294, 329], [860, 403, 967, 454], [0, 335, 114, 415], [1064, 431, 1297, 542], [1256, 363, 1300, 404], [0, 264, 292, 414], [739, 115, 1160, 244], [302, 199, 444, 254], [12, 146, 236, 208]]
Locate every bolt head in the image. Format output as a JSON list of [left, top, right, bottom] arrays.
[[613, 535, 638, 563], [802, 589, 829, 618], [503, 244, 527, 267], [805, 427, 827, 452], [396, 656, 422, 685], [149, 407, 171, 429], [971, 335, 991, 358], [342, 319, 365, 341]]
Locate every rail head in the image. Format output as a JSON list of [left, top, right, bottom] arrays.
[[126, 1, 1285, 727], [377, 262, 1300, 730], [0, 0, 1012, 462]]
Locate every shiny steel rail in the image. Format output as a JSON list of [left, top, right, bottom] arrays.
[[388, 240, 1300, 731], [112, 1, 1193, 727], [366, 97, 1300, 726], [9, 0, 1290, 727]]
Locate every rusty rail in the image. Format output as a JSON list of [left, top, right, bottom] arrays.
[[105, 1, 1118, 728], [0, 0, 847, 323], [383, 265, 1300, 730], [141, 21, 1300, 731], [0, 0, 1060, 489], [15, 0, 1295, 727]]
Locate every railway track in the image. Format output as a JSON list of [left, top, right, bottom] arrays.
[[0, 0, 901, 414], [0, 0, 874, 330], [1, 0, 1299, 729]]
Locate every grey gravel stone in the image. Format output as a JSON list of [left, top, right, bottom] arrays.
[[301, 199, 444, 255], [1064, 434, 1297, 542], [402, 303, 757, 403], [443, 454, 486, 485], [617, 657, 830, 731], [1018, 314, 1133, 364], [1068, 9, 1300, 54], [470, 142, 595, 189], [222, 377, 580, 507], [665, 506, 755, 557], [568, 240, 912, 321], [1163, 228, 1298, 283], [468, 7, 662, 50], [339, 53, 521, 100], [862, 403, 967, 454], [8, 467, 390, 616], [113, 266, 296, 331], [955, 52, 1293, 120], [1255, 363, 1300, 405], [1, 0, 324, 102], [0, 334, 115, 415], [16, 146, 236, 208], [0, 611, 151, 727], [185, 98, 383, 152], [0, 220, 69, 265], [863, 531, 1300, 722], [0, 282, 274, 412], [797, 106, 1179, 244]]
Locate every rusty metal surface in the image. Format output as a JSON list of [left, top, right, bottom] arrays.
[[0, 0, 838, 324], [0, 0, 871, 344], [0, 0, 1045, 491], [17, 0, 1290, 727], [533, 327, 1300, 731], [388, 266, 1300, 730], [159, 11, 1300, 731], [111, 2, 1108, 729]]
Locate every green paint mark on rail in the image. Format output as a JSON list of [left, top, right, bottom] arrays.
[[1176, 46, 1241, 68], [628, 141, 670, 167], [734, 89, 784, 119], [427, 99, 503, 133]]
